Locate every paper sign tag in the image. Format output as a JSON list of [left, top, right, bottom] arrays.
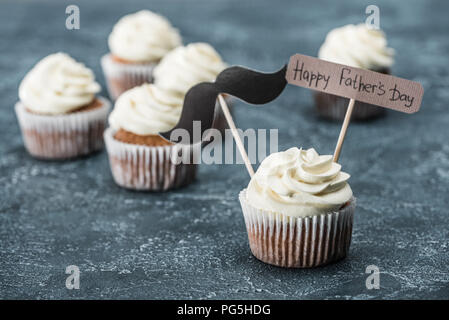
[[286, 54, 423, 113]]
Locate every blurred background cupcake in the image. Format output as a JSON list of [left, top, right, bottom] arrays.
[[239, 147, 355, 268], [104, 83, 197, 191], [153, 42, 229, 132], [101, 10, 182, 100], [315, 24, 395, 121], [15, 52, 111, 159]]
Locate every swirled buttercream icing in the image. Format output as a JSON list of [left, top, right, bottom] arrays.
[[153, 42, 227, 95], [246, 147, 353, 217], [109, 83, 183, 136], [108, 10, 182, 63], [318, 24, 394, 70], [18, 53, 100, 114]]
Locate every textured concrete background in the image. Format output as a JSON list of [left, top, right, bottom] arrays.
[[0, 0, 448, 299]]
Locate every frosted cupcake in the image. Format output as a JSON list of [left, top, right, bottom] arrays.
[[101, 10, 182, 100], [316, 24, 395, 120], [239, 147, 355, 268], [104, 83, 197, 191], [153, 42, 228, 132], [15, 53, 111, 159]]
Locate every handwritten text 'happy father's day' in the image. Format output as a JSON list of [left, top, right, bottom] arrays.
[[285, 54, 423, 113]]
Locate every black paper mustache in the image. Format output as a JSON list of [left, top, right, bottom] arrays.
[[159, 65, 287, 144]]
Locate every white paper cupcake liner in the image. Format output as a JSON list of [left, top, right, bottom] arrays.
[[101, 54, 156, 100], [104, 128, 197, 191], [239, 189, 355, 268], [15, 97, 111, 160]]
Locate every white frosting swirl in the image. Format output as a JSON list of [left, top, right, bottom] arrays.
[[318, 24, 394, 70], [108, 10, 182, 63], [246, 147, 353, 217], [153, 42, 227, 95], [109, 83, 183, 136], [19, 53, 100, 114]]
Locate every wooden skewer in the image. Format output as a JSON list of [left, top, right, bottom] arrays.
[[333, 98, 356, 163], [218, 94, 255, 178]]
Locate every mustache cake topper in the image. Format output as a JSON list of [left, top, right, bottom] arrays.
[[159, 53, 423, 176], [159, 65, 287, 144]]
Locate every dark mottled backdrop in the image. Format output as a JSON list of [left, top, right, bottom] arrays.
[[0, 0, 448, 299]]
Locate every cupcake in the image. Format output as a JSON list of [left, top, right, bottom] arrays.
[[153, 42, 229, 132], [316, 24, 395, 120], [104, 83, 197, 191], [239, 147, 355, 268], [101, 10, 182, 100], [15, 53, 111, 160]]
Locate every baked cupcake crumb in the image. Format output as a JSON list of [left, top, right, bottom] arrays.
[[114, 129, 172, 147], [25, 97, 104, 115]]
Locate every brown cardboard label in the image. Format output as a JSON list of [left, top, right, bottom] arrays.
[[286, 54, 423, 113]]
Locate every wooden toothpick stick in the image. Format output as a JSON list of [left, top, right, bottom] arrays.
[[333, 98, 356, 163], [218, 94, 255, 178]]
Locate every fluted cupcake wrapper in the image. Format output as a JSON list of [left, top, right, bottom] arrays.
[[314, 92, 386, 121], [101, 54, 156, 101], [239, 189, 356, 268], [104, 128, 197, 191], [15, 97, 111, 160]]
